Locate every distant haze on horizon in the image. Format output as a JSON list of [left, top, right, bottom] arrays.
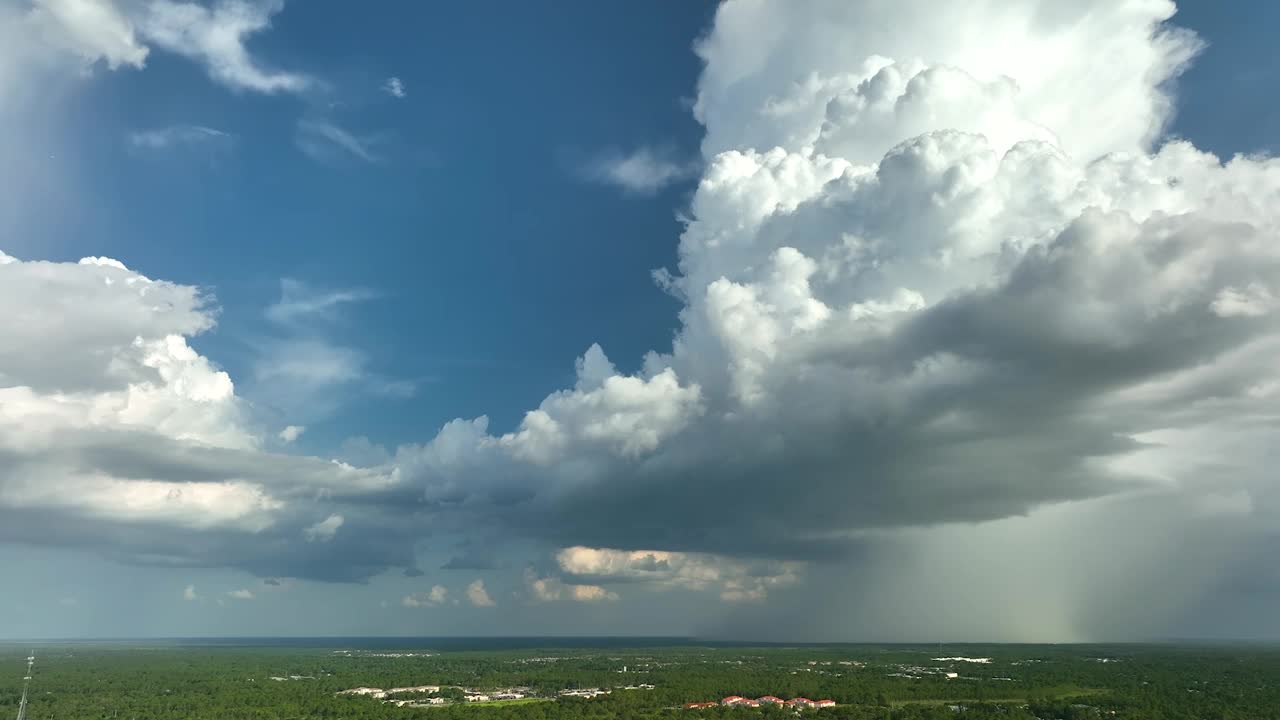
[[1, 0, 1280, 643]]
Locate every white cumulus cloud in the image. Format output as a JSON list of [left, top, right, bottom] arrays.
[[402, 584, 449, 608], [466, 579, 495, 607], [523, 569, 618, 603], [383, 0, 1280, 632], [0, 252, 405, 580], [28, 0, 149, 70], [557, 547, 801, 603], [137, 0, 309, 93], [17, 0, 308, 94]]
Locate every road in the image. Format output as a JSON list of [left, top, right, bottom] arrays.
[[15, 652, 32, 720]]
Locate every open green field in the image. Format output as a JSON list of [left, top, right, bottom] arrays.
[[470, 698, 554, 707]]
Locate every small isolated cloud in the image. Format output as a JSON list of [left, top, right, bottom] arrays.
[[383, 76, 406, 98], [466, 579, 495, 607], [303, 514, 344, 543], [183, 584, 200, 602], [582, 146, 698, 194], [278, 425, 305, 443], [296, 118, 381, 164], [128, 124, 232, 150], [402, 584, 448, 608], [227, 588, 255, 600]]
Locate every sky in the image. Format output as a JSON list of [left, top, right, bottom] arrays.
[[0, 0, 1278, 642]]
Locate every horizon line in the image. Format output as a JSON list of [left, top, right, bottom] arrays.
[[2, 635, 1275, 646]]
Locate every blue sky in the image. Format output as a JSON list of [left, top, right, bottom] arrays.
[[2, 0, 1280, 641], [18, 1, 714, 449]]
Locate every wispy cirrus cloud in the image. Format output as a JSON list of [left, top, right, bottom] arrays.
[[252, 278, 414, 428], [296, 118, 382, 164], [266, 278, 376, 325], [128, 124, 232, 150]]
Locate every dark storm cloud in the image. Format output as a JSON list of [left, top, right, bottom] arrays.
[[440, 547, 501, 571], [437, 535, 501, 568], [0, 501, 424, 583]]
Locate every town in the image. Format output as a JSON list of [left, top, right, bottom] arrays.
[[339, 685, 539, 708], [684, 695, 837, 710], [337, 682, 658, 709]]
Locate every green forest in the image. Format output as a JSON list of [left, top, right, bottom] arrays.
[[1, 642, 1276, 720]]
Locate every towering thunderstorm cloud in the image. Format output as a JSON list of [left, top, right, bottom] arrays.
[[1, 0, 1279, 639]]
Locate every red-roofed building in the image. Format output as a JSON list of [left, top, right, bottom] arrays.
[[788, 698, 816, 708], [684, 702, 718, 709], [743, 700, 761, 707], [722, 696, 748, 706], [815, 700, 836, 707], [758, 696, 784, 705]]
